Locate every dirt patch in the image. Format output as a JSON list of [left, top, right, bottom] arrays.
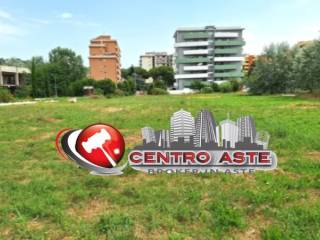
[[306, 151, 320, 160], [234, 210, 272, 240], [27, 219, 45, 231], [68, 198, 110, 220], [0, 227, 11, 238], [32, 132, 54, 141], [125, 133, 141, 147], [278, 103, 320, 110], [37, 117, 61, 123], [95, 107, 123, 113]]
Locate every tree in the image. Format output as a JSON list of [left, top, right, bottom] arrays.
[[149, 66, 174, 87], [117, 78, 136, 95], [245, 42, 295, 94], [293, 40, 320, 92], [48, 47, 86, 96]]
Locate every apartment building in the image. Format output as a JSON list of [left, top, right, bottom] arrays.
[[89, 35, 121, 82], [174, 26, 245, 89], [243, 55, 256, 74], [139, 52, 172, 71]]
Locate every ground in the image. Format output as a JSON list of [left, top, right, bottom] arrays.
[[0, 93, 319, 240]]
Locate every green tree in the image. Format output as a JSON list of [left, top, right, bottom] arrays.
[[48, 47, 86, 96], [246, 42, 295, 94], [117, 78, 136, 95], [293, 40, 320, 92], [149, 66, 174, 87]]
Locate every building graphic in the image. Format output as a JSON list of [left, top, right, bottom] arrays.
[[89, 35, 121, 82], [195, 110, 218, 148], [134, 109, 267, 151], [139, 52, 173, 71], [174, 25, 245, 89], [219, 119, 238, 149], [237, 116, 256, 144], [141, 127, 156, 144], [130, 110, 277, 174], [170, 109, 195, 143]]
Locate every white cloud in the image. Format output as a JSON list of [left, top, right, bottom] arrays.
[[0, 22, 20, 36], [59, 12, 73, 19], [29, 18, 50, 25], [0, 10, 12, 20]]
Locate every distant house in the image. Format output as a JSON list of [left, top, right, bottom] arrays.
[[0, 65, 30, 89]]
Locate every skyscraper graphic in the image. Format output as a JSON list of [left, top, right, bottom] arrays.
[[219, 119, 238, 148], [195, 109, 218, 147], [170, 109, 195, 143], [157, 129, 171, 148], [237, 116, 256, 143], [141, 127, 156, 144]]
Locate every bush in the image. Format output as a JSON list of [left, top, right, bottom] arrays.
[[210, 82, 220, 92], [0, 88, 14, 102], [69, 78, 96, 96], [114, 89, 125, 96], [15, 85, 32, 98], [94, 88, 104, 96], [230, 79, 241, 92], [190, 80, 205, 90], [96, 79, 116, 95], [201, 86, 213, 93], [219, 82, 233, 93], [149, 87, 168, 95]]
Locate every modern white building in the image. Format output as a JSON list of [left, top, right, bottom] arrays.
[[170, 109, 195, 143], [173, 26, 245, 89]]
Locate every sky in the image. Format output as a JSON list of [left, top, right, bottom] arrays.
[[0, 0, 319, 67]]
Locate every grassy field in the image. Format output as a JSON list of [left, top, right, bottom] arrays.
[[0, 93, 319, 239]]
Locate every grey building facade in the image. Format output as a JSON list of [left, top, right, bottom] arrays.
[[174, 26, 245, 89]]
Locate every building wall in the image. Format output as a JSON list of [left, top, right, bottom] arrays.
[[139, 52, 173, 70], [174, 26, 245, 89], [89, 35, 121, 82]]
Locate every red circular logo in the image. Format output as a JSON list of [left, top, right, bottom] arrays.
[[76, 124, 125, 168]]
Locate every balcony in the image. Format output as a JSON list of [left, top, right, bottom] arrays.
[[176, 57, 208, 64], [214, 48, 242, 54], [214, 39, 245, 46], [214, 64, 239, 70], [183, 32, 208, 39], [214, 71, 244, 78]]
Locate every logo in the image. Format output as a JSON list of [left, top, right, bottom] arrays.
[[56, 109, 277, 175], [128, 109, 277, 174], [56, 124, 126, 175]]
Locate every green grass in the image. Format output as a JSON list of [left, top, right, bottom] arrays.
[[0, 93, 319, 239]]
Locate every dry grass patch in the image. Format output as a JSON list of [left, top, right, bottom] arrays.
[[68, 198, 112, 220], [278, 103, 320, 110], [306, 151, 320, 161]]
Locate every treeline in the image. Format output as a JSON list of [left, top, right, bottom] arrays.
[[245, 39, 320, 94], [2, 47, 175, 99]]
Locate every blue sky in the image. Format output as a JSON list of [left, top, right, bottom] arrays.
[[0, 0, 319, 67]]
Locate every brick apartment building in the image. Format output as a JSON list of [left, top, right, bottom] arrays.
[[89, 35, 121, 82]]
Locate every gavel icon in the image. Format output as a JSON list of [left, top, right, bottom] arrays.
[[81, 128, 117, 167]]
